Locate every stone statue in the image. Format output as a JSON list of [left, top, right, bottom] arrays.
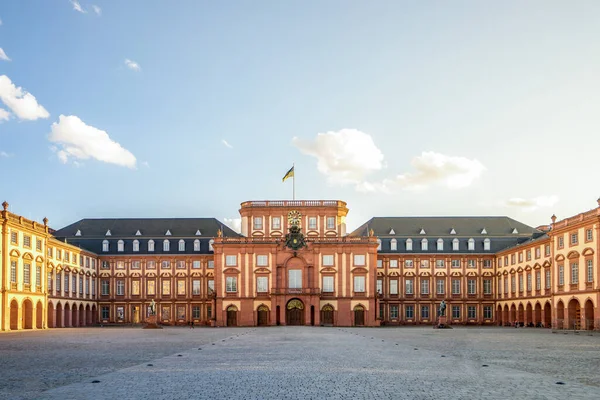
[[438, 300, 446, 317], [150, 299, 156, 316], [217, 229, 222, 237]]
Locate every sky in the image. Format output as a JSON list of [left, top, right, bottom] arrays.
[[1, 1, 600, 233]]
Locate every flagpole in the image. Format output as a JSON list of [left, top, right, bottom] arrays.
[[293, 162, 295, 200]]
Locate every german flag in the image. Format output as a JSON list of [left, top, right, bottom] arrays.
[[282, 166, 294, 182]]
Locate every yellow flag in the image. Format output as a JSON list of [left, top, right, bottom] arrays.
[[282, 166, 294, 182]]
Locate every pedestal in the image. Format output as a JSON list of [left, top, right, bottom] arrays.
[[143, 314, 162, 329]]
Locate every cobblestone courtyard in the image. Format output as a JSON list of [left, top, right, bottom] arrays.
[[1, 327, 599, 400]]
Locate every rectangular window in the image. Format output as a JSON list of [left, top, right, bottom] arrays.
[[192, 280, 201, 295], [545, 244, 550, 256], [271, 217, 281, 230], [483, 260, 492, 268], [207, 305, 212, 319], [117, 261, 125, 269], [116, 280, 124, 295], [131, 280, 140, 295], [377, 259, 383, 268], [72, 275, 76, 293], [405, 260, 413, 268], [468, 306, 476, 319], [468, 259, 476, 268], [47, 247, 53, 258], [23, 263, 31, 285], [526, 250, 531, 261], [101, 306, 109, 320], [389, 259, 398, 268], [390, 280, 398, 295], [452, 279, 461, 294], [558, 236, 564, 248], [85, 278, 89, 295], [483, 279, 491, 295], [536, 271, 541, 290], [208, 260, 214, 269], [308, 217, 317, 230], [192, 306, 201, 319], [390, 305, 399, 319], [226, 277, 237, 292], [571, 233, 578, 245], [519, 275, 523, 292], [161, 261, 170, 269], [420, 279, 429, 294], [436, 279, 445, 294], [405, 305, 414, 319], [208, 279, 215, 293], [451, 260, 460, 268], [147, 261, 156, 269], [467, 279, 476, 294], [484, 306, 492, 319], [48, 272, 53, 291], [177, 260, 186, 269], [147, 280, 155, 295], [535, 247, 541, 258], [571, 263, 578, 284], [421, 306, 429, 319], [101, 261, 110, 269], [511, 254, 515, 265], [24, 235, 32, 248], [406, 279, 414, 295], [11, 231, 18, 244], [322, 255, 334, 266], [588, 260, 594, 282], [326, 216, 336, 230], [257, 276, 268, 293], [178, 241, 185, 251], [518, 253, 522, 263], [323, 276, 334, 293], [132, 261, 141, 269], [79, 276, 83, 294], [421, 240, 428, 251], [162, 280, 171, 295], [559, 266, 564, 285], [192, 260, 201, 269], [436, 260, 445, 268], [376, 279, 383, 294], [56, 273, 61, 291], [586, 229, 593, 242], [288, 269, 302, 288], [511, 276, 515, 292], [36, 239, 42, 251], [353, 254, 365, 266], [527, 274, 532, 291], [101, 280, 109, 295], [225, 255, 237, 266], [253, 217, 263, 230], [163, 240, 170, 252], [545, 270, 551, 289], [177, 280, 186, 295], [256, 255, 268, 266], [64, 274, 69, 292], [452, 306, 461, 319], [354, 276, 365, 292], [504, 277, 508, 294]]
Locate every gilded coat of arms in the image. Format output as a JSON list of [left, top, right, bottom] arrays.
[[284, 210, 307, 251]]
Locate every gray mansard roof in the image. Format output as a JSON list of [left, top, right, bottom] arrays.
[[52, 218, 241, 255], [350, 217, 542, 254]]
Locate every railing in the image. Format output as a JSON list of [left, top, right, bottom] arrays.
[[271, 288, 321, 295], [240, 200, 346, 208], [554, 208, 600, 229], [218, 236, 376, 244]]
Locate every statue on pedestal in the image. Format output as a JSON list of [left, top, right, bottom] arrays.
[[438, 300, 446, 317], [150, 299, 156, 316]]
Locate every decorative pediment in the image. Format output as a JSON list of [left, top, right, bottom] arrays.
[[190, 271, 203, 277], [420, 228, 426, 235], [255, 268, 271, 274], [376, 271, 385, 277], [419, 271, 431, 277], [105, 230, 111, 236], [160, 271, 172, 277], [75, 229, 82, 236], [466, 271, 477, 277], [175, 271, 187, 277], [351, 267, 369, 274], [130, 272, 141, 278], [79, 270, 86, 275], [100, 271, 110, 277], [533, 263, 542, 270], [388, 271, 400, 277], [512, 228, 519, 234], [451, 271, 462, 277], [252, 231, 265, 237], [481, 228, 487, 234], [223, 267, 240, 274], [320, 267, 336, 274], [195, 230, 202, 236], [502, 270, 508, 275], [91, 272, 97, 277], [135, 230, 142, 236], [23, 252, 33, 260], [542, 260, 552, 267], [325, 231, 336, 236], [63, 266, 71, 272], [307, 231, 319, 236], [524, 265, 532, 271], [555, 254, 565, 262], [205, 271, 214, 277], [509, 268, 516, 274], [434, 271, 446, 277], [85, 271, 91, 276], [482, 271, 493, 277], [567, 251, 580, 259], [582, 247, 595, 256], [165, 230, 171, 236], [389, 228, 395, 235], [405, 271, 415, 277], [9, 249, 20, 257], [56, 265, 63, 272], [115, 272, 126, 278], [35, 255, 44, 263], [516, 267, 523, 272], [271, 232, 283, 237], [146, 272, 157, 278], [450, 228, 456, 235]]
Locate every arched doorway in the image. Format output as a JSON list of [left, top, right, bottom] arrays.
[[10, 300, 19, 330], [226, 305, 238, 326], [286, 299, 304, 326], [556, 300, 565, 329], [584, 300, 594, 330], [321, 304, 334, 326], [497, 305, 503, 326], [534, 303, 542, 326], [79, 304, 85, 327], [72, 305, 78, 328], [509, 304, 516, 324], [56, 303, 63, 328], [526, 303, 533, 325], [354, 305, 365, 326], [503, 305, 509, 326], [517, 303, 524, 324], [47, 302, 55, 328], [568, 299, 581, 330], [544, 302, 551, 327], [23, 299, 33, 329], [64, 303, 70, 327], [91, 305, 97, 325], [36, 301, 44, 329], [257, 305, 269, 326], [86, 305, 92, 326]]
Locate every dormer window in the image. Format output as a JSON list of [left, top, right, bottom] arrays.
[[195, 230, 201, 236], [133, 240, 139, 252], [389, 228, 395, 235], [105, 230, 111, 236], [135, 230, 142, 236], [178, 239, 185, 251], [209, 239, 214, 252], [117, 240, 124, 252], [194, 239, 200, 251], [377, 239, 382, 251], [405, 238, 412, 251], [420, 228, 426, 235], [421, 238, 428, 251], [468, 238, 475, 251], [148, 240, 155, 252], [512, 228, 518, 234], [450, 228, 456, 235], [163, 240, 170, 251], [75, 229, 82, 236], [452, 238, 459, 251], [391, 238, 398, 251], [102, 240, 109, 252], [484, 238, 491, 251], [165, 230, 171, 236], [481, 228, 487, 235], [437, 238, 444, 251]]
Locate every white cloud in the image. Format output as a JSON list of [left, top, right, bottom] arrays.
[[70, 0, 86, 13], [223, 218, 242, 234], [0, 75, 50, 120], [1, 151, 13, 158], [124, 59, 141, 71], [92, 5, 101, 15], [506, 195, 559, 211], [0, 48, 10, 61], [293, 129, 385, 186], [221, 139, 233, 149], [48, 115, 137, 168], [0, 108, 10, 122]]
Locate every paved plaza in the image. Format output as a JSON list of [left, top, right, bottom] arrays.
[[1, 327, 599, 400]]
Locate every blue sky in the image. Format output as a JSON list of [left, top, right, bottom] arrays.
[[1, 1, 600, 232]]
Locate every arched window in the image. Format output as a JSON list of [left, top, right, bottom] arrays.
[[452, 238, 459, 251], [194, 239, 200, 251], [133, 240, 139, 252], [163, 240, 170, 252], [148, 240, 155, 252], [468, 238, 475, 251], [404, 239, 411, 251], [437, 238, 444, 251], [209, 239, 214, 252], [102, 240, 109, 252], [377, 239, 382, 251], [390, 238, 397, 251], [178, 239, 185, 252], [117, 240, 124, 252], [484, 238, 491, 251], [421, 238, 428, 251]]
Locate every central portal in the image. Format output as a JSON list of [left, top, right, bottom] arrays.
[[286, 299, 305, 326]]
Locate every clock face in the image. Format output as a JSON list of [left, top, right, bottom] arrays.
[[287, 210, 302, 226]]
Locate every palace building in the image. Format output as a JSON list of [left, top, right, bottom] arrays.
[[1, 198, 599, 331]]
